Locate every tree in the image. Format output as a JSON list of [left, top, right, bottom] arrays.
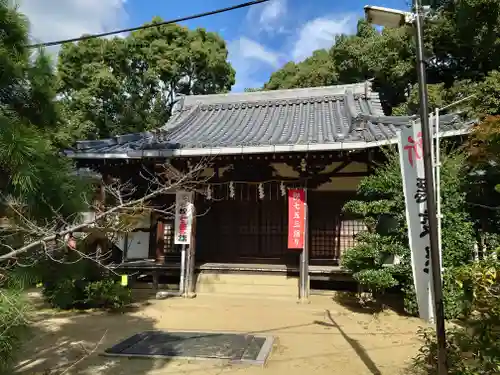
[[341, 150, 476, 316], [264, 49, 338, 90], [413, 259, 500, 374], [332, 21, 415, 112], [465, 72, 500, 235], [0, 1, 92, 371], [263, 20, 415, 113], [427, 0, 500, 85], [57, 17, 235, 140], [0, 2, 87, 222], [263, 1, 500, 115]]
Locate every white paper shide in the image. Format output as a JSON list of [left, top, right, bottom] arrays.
[[397, 122, 434, 322], [174, 191, 194, 245]]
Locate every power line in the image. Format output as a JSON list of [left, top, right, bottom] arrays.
[[27, 0, 271, 49]]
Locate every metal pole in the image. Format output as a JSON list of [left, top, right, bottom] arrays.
[[179, 244, 186, 295], [435, 108, 443, 274], [413, 1, 447, 373], [184, 243, 192, 297], [435, 94, 475, 271], [185, 199, 197, 298]]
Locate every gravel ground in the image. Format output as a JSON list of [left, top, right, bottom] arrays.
[[15, 291, 429, 375]]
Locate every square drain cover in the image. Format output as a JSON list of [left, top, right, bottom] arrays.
[[104, 331, 274, 365]]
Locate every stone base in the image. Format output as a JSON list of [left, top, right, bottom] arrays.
[[155, 291, 181, 299], [297, 297, 311, 304]]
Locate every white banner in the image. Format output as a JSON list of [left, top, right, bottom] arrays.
[[397, 121, 434, 322], [174, 191, 194, 245]]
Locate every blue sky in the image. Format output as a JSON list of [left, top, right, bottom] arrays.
[[20, 0, 411, 92], [125, 0, 411, 91]]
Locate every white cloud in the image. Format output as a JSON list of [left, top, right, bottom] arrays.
[[246, 0, 288, 34], [292, 15, 355, 62], [16, 0, 128, 52], [237, 37, 281, 68], [228, 37, 282, 91], [259, 0, 287, 31]]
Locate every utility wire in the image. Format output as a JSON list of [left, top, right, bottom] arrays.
[[27, 0, 271, 49]]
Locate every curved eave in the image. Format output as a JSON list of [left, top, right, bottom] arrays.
[[65, 128, 471, 160]]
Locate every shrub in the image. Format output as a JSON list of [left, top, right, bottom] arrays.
[[412, 259, 500, 374], [0, 289, 30, 374], [402, 267, 473, 320], [84, 279, 132, 310], [341, 231, 405, 296], [354, 269, 398, 294], [342, 150, 476, 314], [43, 277, 131, 311], [40, 255, 131, 311], [43, 278, 86, 310]]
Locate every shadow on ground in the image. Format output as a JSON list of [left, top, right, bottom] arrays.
[[14, 291, 424, 375], [14, 290, 164, 375], [313, 310, 383, 375], [332, 291, 409, 316]]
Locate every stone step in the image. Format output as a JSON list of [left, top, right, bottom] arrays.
[[195, 272, 300, 298]]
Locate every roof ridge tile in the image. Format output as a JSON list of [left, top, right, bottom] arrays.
[[194, 94, 355, 111]]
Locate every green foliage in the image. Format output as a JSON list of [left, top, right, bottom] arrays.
[[57, 18, 235, 139], [470, 70, 500, 117], [442, 267, 473, 319], [264, 19, 415, 112], [354, 269, 399, 293], [0, 288, 30, 374], [40, 253, 131, 311], [341, 233, 390, 272], [0, 3, 91, 368], [428, 0, 500, 84], [264, 1, 500, 115], [265, 49, 338, 90], [43, 278, 132, 311], [391, 82, 469, 116], [44, 278, 86, 310], [467, 116, 500, 232], [333, 22, 415, 112], [84, 279, 132, 310], [402, 267, 474, 320], [0, 1, 90, 224], [341, 150, 475, 314], [401, 282, 419, 317], [413, 259, 500, 374]]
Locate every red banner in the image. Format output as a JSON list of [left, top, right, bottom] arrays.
[[288, 189, 306, 249]]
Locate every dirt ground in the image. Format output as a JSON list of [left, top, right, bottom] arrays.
[[15, 291, 429, 375]]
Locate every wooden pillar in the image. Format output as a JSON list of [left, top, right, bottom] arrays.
[[97, 171, 111, 210], [155, 218, 165, 263], [122, 233, 129, 262], [299, 189, 310, 303], [367, 149, 375, 175], [185, 196, 197, 298], [152, 270, 159, 292]]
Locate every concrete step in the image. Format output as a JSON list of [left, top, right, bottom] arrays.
[[195, 272, 300, 298]]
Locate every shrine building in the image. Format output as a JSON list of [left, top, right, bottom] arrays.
[[65, 81, 472, 299]]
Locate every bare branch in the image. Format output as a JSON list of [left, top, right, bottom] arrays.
[[60, 330, 108, 375], [467, 202, 500, 210], [0, 158, 210, 263]]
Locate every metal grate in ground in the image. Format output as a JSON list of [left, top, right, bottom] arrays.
[[103, 330, 274, 366]]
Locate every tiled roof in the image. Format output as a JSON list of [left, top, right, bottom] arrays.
[[67, 81, 473, 158]]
